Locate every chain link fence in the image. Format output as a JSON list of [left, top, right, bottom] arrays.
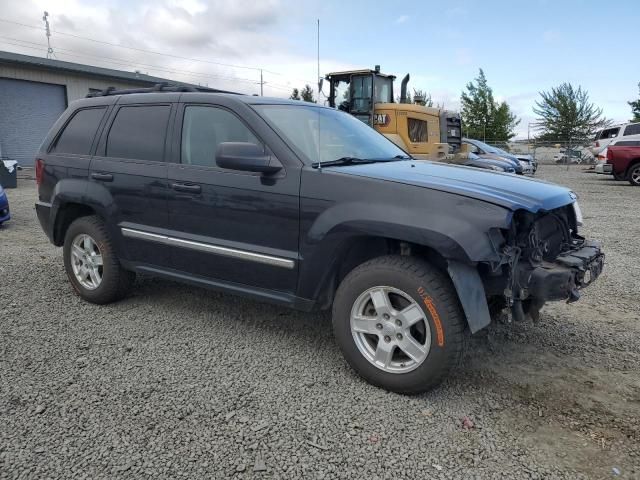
[[482, 140, 597, 165]]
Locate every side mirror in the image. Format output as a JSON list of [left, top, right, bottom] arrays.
[[215, 142, 282, 174]]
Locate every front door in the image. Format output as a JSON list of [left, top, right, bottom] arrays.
[[166, 104, 300, 294]]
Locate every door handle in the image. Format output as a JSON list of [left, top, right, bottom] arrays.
[[171, 183, 202, 194], [91, 172, 113, 182]]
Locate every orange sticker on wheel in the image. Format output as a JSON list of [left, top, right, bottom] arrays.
[[417, 287, 444, 347]]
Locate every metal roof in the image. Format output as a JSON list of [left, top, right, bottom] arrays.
[[0, 50, 216, 91], [325, 69, 396, 80]]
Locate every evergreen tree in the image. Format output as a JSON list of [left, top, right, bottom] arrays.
[[460, 69, 519, 141], [300, 85, 315, 102], [289, 88, 301, 100], [533, 83, 608, 143]]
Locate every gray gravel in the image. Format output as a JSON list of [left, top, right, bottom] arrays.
[[1, 165, 639, 479]]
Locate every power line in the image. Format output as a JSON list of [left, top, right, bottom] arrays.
[[0, 37, 293, 92], [0, 17, 316, 87]]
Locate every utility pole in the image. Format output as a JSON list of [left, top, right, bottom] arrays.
[[317, 19, 320, 103], [42, 11, 54, 59], [260, 69, 264, 96]]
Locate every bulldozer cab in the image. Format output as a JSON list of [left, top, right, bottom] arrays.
[[326, 67, 395, 126]]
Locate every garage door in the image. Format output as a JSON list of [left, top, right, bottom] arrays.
[[0, 78, 67, 167]]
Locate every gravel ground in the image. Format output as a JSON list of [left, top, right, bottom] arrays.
[[1, 165, 638, 479]]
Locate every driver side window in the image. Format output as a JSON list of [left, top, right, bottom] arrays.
[[181, 106, 260, 167]]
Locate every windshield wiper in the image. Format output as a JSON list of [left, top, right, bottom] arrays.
[[312, 157, 371, 168], [313, 156, 410, 168]]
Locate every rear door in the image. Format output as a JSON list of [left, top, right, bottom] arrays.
[[91, 101, 175, 267], [166, 102, 301, 294]]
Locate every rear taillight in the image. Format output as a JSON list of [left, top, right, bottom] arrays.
[[606, 149, 613, 161], [35, 158, 44, 186]]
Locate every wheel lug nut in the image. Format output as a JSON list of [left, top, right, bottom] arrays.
[[376, 323, 383, 330], [384, 335, 391, 343], [395, 319, 402, 326], [383, 313, 390, 320], [396, 333, 403, 340]]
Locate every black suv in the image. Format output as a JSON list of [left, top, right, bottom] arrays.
[[35, 87, 604, 393]]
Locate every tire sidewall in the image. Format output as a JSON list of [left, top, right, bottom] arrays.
[[629, 165, 640, 186], [333, 260, 461, 392], [63, 217, 117, 303]]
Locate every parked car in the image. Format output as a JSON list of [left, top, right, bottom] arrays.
[[0, 183, 10, 225], [463, 152, 516, 173], [35, 87, 604, 394], [462, 138, 525, 174], [590, 122, 640, 157], [605, 141, 640, 186], [513, 153, 537, 173], [491, 147, 535, 175]]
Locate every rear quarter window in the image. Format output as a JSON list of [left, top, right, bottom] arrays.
[[623, 123, 640, 136], [51, 107, 107, 155]]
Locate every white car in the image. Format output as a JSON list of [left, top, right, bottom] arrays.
[[590, 122, 640, 157]]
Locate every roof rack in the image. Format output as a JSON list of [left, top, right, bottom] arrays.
[[85, 82, 238, 98]]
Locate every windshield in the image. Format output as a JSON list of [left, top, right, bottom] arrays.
[[254, 104, 408, 165]]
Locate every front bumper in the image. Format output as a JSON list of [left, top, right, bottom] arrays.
[[519, 241, 604, 303]]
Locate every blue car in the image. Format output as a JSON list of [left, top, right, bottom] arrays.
[[0, 184, 10, 225]]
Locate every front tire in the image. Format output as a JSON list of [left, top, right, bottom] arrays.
[[63, 215, 135, 304], [332, 255, 466, 394]]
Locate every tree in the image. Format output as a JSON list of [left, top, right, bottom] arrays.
[[289, 88, 301, 100], [460, 69, 519, 141], [533, 83, 609, 143], [413, 89, 433, 107], [629, 82, 640, 122], [300, 84, 315, 102]]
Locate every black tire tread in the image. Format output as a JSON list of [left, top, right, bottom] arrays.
[[332, 255, 466, 394], [63, 215, 134, 304]]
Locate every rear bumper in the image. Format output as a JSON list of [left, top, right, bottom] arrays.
[[35, 201, 54, 242], [519, 241, 604, 303]]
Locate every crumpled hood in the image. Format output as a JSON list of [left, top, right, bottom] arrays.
[[328, 160, 575, 212]]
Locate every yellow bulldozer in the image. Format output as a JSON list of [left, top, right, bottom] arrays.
[[325, 66, 463, 161]]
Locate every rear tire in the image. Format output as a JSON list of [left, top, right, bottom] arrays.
[[628, 164, 640, 186], [63, 215, 135, 304], [332, 255, 466, 394]]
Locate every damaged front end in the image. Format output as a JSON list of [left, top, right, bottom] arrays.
[[485, 202, 604, 322]]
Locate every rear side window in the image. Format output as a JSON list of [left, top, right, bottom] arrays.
[[51, 107, 106, 155], [181, 106, 260, 167], [600, 128, 620, 139], [408, 118, 428, 143], [623, 123, 640, 136], [106, 105, 171, 161]]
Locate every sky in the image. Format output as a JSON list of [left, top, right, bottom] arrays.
[[0, 0, 639, 138]]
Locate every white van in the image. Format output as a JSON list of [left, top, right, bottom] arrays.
[[590, 122, 640, 156]]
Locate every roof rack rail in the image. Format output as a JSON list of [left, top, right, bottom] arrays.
[[85, 82, 237, 98]]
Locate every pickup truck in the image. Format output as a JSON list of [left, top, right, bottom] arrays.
[[605, 141, 640, 185], [35, 87, 605, 393]]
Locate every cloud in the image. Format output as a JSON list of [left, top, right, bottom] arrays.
[[0, 0, 339, 97], [395, 15, 409, 24]]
